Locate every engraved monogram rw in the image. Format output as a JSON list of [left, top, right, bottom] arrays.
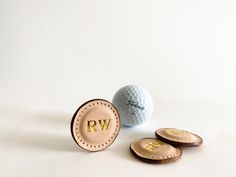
[[87, 119, 111, 132], [144, 140, 164, 151]]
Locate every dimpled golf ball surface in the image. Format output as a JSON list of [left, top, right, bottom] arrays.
[[112, 85, 153, 127]]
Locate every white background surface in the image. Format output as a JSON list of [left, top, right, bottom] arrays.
[[1, 0, 236, 176]]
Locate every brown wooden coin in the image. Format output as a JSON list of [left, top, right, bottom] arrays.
[[71, 99, 120, 152], [155, 128, 203, 147], [130, 138, 182, 163]]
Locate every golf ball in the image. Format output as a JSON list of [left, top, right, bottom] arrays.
[[112, 85, 153, 127]]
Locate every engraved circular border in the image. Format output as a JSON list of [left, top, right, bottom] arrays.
[[71, 99, 120, 151], [155, 128, 203, 147], [130, 138, 182, 161], [130, 137, 182, 164]]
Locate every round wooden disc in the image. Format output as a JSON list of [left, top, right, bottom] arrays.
[[130, 138, 182, 163], [71, 99, 120, 152], [155, 128, 203, 147]]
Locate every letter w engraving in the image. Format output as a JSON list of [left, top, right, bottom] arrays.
[[99, 119, 111, 130]]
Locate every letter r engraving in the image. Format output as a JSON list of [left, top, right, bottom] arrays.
[[87, 120, 97, 132]]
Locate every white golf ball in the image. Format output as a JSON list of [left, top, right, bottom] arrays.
[[112, 85, 153, 127]]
